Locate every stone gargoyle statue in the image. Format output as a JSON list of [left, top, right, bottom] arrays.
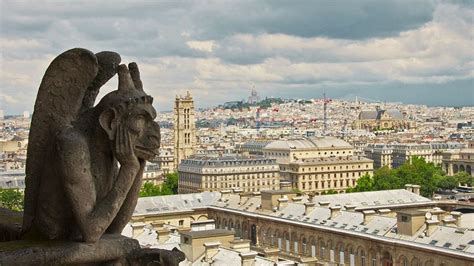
[[14, 48, 184, 265]]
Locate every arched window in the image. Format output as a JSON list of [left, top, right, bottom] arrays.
[[361, 250, 366, 266]]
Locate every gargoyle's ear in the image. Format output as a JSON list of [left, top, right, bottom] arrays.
[[99, 108, 118, 140]]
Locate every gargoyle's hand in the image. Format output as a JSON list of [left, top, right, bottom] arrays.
[[115, 124, 139, 168]]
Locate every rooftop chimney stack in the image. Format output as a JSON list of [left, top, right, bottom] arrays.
[[362, 210, 376, 225], [239, 251, 258, 266], [451, 211, 463, 227], [329, 206, 341, 220], [304, 202, 316, 216], [278, 197, 288, 210], [203, 242, 221, 263]]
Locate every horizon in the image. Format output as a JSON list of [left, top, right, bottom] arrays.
[[1, 0, 473, 114]]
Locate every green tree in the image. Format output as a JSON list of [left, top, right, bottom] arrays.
[[351, 173, 375, 192], [139, 182, 162, 197], [373, 166, 400, 190], [436, 175, 458, 190], [164, 172, 179, 194], [454, 172, 473, 186], [0, 188, 24, 211]]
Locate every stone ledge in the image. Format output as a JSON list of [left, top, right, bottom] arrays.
[[0, 234, 139, 265]]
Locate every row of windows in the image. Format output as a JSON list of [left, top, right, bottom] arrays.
[[298, 171, 365, 180]]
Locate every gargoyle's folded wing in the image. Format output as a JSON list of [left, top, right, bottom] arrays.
[[22, 48, 99, 233]]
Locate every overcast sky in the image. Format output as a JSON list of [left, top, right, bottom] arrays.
[[1, 0, 473, 114]]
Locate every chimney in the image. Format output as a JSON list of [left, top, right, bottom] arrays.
[[220, 190, 232, 201], [378, 209, 391, 216], [344, 204, 356, 211], [442, 217, 457, 227], [304, 202, 316, 216], [431, 208, 446, 221], [239, 251, 258, 266], [203, 242, 221, 263], [405, 184, 413, 193], [278, 197, 288, 210], [412, 185, 420, 195], [425, 220, 439, 237], [239, 193, 250, 204], [451, 211, 462, 227], [362, 210, 376, 225], [329, 206, 341, 220], [131, 222, 146, 238], [292, 196, 303, 202], [319, 201, 330, 207], [156, 227, 170, 244], [230, 239, 251, 253]]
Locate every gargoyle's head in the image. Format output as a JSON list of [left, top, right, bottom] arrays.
[[95, 63, 160, 161]]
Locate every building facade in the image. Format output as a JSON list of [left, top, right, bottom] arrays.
[[352, 108, 414, 132], [174, 91, 196, 169], [442, 141, 474, 177], [262, 137, 373, 193], [178, 155, 280, 194], [131, 189, 474, 266]]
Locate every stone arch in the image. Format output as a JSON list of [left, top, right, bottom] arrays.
[[223, 218, 228, 229], [235, 222, 241, 238], [283, 231, 291, 253], [242, 221, 249, 239], [274, 229, 282, 250], [335, 241, 345, 264], [197, 214, 208, 221], [345, 243, 355, 265], [398, 255, 409, 266], [453, 164, 458, 174], [424, 259, 434, 266], [300, 234, 308, 256], [229, 219, 235, 231], [318, 238, 326, 260], [467, 165, 472, 175], [381, 250, 393, 266], [460, 165, 465, 172], [215, 216, 221, 228], [411, 257, 421, 266], [368, 249, 377, 266]]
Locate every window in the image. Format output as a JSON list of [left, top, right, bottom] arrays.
[[179, 220, 184, 226]]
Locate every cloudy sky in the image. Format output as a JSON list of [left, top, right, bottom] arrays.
[[1, 0, 473, 114]]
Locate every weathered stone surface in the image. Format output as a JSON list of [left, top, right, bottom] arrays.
[[22, 48, 161, 243], [2, 48, 184, 265], [0, 234, 139, 265]]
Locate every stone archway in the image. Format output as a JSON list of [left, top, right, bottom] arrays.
[[381, 251, 393, 266]]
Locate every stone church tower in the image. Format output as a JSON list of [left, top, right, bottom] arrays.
[[173, 91, 196, 169]]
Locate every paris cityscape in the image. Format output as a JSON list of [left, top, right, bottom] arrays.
[[1, 1, 473, 266]]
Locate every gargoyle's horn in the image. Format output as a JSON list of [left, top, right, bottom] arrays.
[[117, 64, 135, 94], [129, 62, 143, 92]]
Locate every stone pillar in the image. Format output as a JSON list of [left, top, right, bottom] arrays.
[[203, 242, 220, 263], [304, 202, 316, 216], [278, 197, 288, 210], [131, 222, 146, 238], [451, 211, 462, 227], [362, 210, 376, 225], [329, 206, 341, 220], [239, 251, 258, 266], [425, 220, 439, 237], [412, 185, 420, 195]]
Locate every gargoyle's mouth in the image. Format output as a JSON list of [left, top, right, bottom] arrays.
[[135, 146, 159, 157]]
